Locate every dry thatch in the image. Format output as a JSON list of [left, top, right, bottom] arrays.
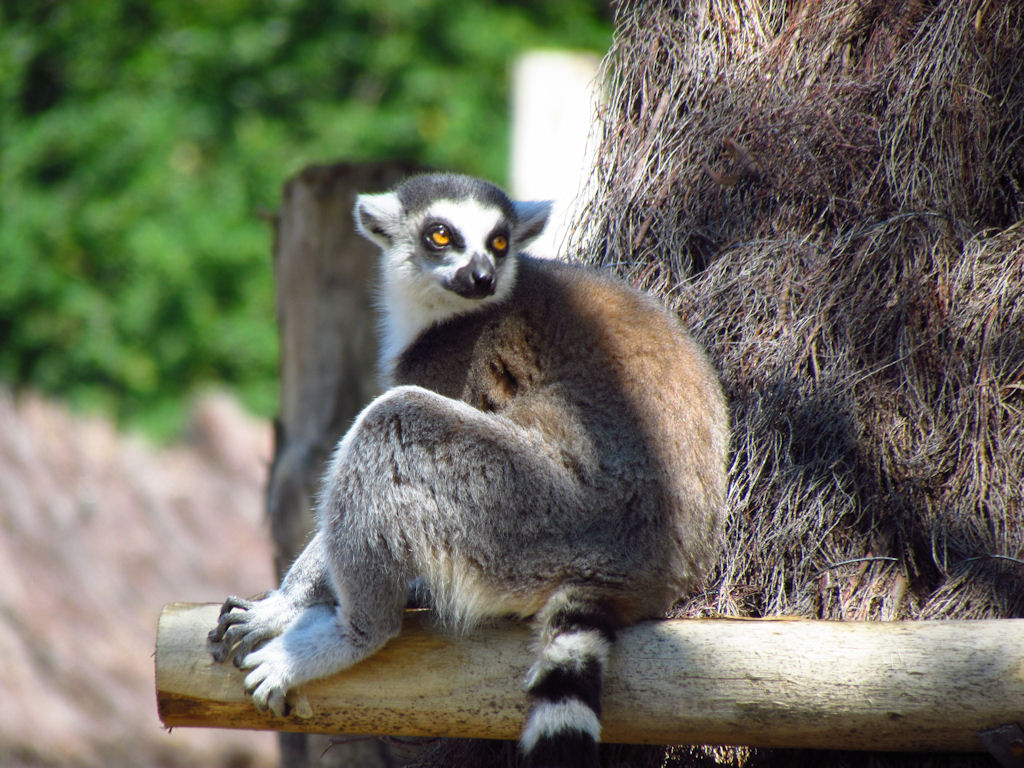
[[575, 0, 1024, 628], [416, 1, 1023, 765], [575, 1, 1023, 764]]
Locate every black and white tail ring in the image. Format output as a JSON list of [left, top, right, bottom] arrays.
[[521, 598, 618, 767]]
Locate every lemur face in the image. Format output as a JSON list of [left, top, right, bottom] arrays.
[[353, 174, 550, 310], [409, 198, 512, 300]]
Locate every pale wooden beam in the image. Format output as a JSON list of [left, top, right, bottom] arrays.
[[156, 602, 1024, 752]]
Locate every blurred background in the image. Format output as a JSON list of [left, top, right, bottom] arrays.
[[0, 2, 611, 766], [1, 0, 610, 438]]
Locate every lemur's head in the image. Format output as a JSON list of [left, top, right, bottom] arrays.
[[354, 174, 550, 309]]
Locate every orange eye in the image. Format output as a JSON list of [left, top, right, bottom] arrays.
[[491, 235, 508, 252], [428, 226, 451, 248]]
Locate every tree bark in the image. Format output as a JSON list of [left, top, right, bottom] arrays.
[[268, 161, 420, 768], [157, 604, 1024, 753]]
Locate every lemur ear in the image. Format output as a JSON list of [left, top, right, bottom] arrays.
[[353, 192, 403, 249], [512, 200, 552, 249]]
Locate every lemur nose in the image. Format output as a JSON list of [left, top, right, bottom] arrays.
[[450, 253, 496, 298], [472, 268, 495, 294]]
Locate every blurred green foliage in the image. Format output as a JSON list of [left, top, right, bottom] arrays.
[[0, 0, 610, 438]]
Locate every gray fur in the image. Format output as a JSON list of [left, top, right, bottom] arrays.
[[396, 173, 516, 219], [209, 174, 729, 764]]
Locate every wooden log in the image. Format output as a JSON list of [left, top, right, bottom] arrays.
[[156, 603, 1024, 752]]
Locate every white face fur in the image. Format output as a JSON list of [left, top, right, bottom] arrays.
[[354, 181, 550, 378]]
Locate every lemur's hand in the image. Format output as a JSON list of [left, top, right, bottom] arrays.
[[207, 591, 298, 666]]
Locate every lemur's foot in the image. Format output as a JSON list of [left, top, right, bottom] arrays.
[[237, 635, 297, 716]]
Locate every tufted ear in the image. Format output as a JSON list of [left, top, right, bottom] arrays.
[[353, 192, 403, 249], [512, 200, 552, 250]]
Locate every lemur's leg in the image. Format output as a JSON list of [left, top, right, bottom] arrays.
[[232, 385, 583, 715], [208, 529, 333, 665]]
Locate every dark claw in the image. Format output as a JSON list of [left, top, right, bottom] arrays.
[[210, 625, 251, 663], [232, 639, 255, 668], [209, 605, 252, 645], [231, 637, 261, 666], [209, 596, 256, 658], [219, 595, 253, 616], [215, 609, 249, 632], [220, 624, 246, 646]]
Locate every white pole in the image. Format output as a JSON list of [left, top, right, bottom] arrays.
[[510, 50, 602, 259]]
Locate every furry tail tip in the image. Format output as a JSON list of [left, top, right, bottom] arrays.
[[520, 596, 618, 768]]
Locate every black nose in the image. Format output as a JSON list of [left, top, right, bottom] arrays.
[[451, 254, 496, 298], [472, 268, 495, 295]]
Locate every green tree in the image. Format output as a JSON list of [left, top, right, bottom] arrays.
[[0, 0, 610, 437]]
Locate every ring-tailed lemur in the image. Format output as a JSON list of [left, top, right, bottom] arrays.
[[208, 173, 729, 767]]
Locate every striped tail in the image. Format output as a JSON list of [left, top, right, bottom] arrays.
[[520, 593, 618, 768]]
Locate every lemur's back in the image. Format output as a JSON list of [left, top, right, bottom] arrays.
[[394, 255, 728, 622]]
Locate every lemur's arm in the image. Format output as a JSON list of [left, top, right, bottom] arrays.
[[208, 530, 333, 666]]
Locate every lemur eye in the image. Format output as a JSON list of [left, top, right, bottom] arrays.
[[490, 235, 508, 253], [426, 225, 452, 249]]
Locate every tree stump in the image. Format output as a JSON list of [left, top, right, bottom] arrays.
[[268, 161, 421, 768]]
